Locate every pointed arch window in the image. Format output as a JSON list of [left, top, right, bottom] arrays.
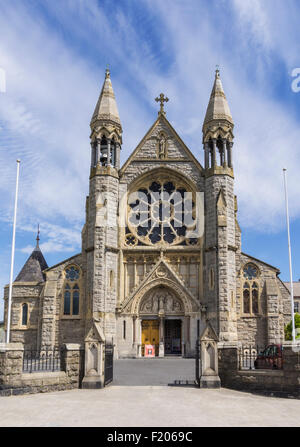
[[243, 283, 250, 314], [63, 266, 81, 317], [252, 283, 259, 314], [100, 136, 108, 166], [242, 264, 260, 315], [21, 303, 28, 326]]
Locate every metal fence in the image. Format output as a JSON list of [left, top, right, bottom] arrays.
[[104, 343, 114, 386], [240, 344, 284, 370], [23, 348, 62, 373], [239, 345, 262, 370]]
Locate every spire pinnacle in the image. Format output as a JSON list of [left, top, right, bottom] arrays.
[[90, 67, 121, 131], [203, 68, 233, 133], [36, 224, 40, 249]]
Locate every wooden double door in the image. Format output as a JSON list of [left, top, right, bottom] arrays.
[[141, 319, 182, 356], [141, 320, 159, 356]]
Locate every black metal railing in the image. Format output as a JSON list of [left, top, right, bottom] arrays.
[[23, 348, 62, 373], [104, 343, 114, 386]]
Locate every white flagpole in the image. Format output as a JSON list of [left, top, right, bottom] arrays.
[[6, 159, 21, 344], [283, 168, 296, 343]]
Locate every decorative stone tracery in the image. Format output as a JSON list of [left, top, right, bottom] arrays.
[[140, 287, 184, 315]]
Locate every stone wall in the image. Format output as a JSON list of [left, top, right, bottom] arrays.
[[218, 342, 300, 397], [236, 254, 291, 346], [3, 282, 43, 349], [0, 343, 84, 396], [204, 172, 237, 342], [39, 254, 85, 349]]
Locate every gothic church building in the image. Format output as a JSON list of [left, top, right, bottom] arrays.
[[3, 69, 291, 357]]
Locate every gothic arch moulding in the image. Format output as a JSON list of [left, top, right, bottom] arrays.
[[128, 166, 197, 193], [129, 277, 198, 315], [139, 286, 184, 316]]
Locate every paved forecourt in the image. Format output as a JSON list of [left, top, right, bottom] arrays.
[[1, 385, 300, 427], [113, 358, 195, 386]]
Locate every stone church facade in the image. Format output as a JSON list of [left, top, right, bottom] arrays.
[[3, 68, 292, 358]]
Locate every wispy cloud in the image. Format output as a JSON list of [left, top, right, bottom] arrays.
[[0, 0, 300, 318]]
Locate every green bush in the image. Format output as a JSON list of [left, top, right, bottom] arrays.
[[284, 313, 300, 340]]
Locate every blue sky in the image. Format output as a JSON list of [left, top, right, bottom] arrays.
[[1, 0, 300, 319]]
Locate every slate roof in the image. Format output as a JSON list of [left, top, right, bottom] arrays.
[[15, 244, 48, 282], [284, 281, 300, 298]]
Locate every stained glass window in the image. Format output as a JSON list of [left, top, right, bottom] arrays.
[[65, 266, 80, 281], [73, 284, 79, 316], [64, 285, 71, 315], [242, 266, 260, 315], [243, 288, 250, 314], [252, 283, 259, 314], [243, 264, 258, 280], [63, 271, 80, 317], [127, 180, 198, 246]]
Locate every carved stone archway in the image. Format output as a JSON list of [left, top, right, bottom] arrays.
[[130, 277, 197, 315], [139, 286, 184, 317]]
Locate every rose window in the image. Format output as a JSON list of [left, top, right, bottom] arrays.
[[65, 266, 80, 281], [243, 264, 258, 280], [127, 180, 198, 246]]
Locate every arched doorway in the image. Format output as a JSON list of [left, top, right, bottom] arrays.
[[139, 286, 185, 357]]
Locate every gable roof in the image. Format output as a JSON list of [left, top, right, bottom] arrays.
[[120, 113, 203, 174], [284, 281, 300, 297], [44, 253, 81, 272], [241, 252, 280, 273]]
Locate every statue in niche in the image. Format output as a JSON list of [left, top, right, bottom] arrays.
[[173, 299, 182, 312], [158, 137, 167, 159], [140, 289, 183, 314]]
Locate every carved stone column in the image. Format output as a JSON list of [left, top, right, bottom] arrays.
[[132, 315, 139, 357], [107, 138, 111, 166], [227, 141, 233, 168], [185, 315, 191, 356], [115, 143, 120, 169], [212, 139, 217, 168], [96, 138, 101, 165], [181, 318, 185, 357], [91, 142, 96, 168], [204, 142, 209, 169], [222, 139, 227, 167], [159, 310, 165, 357], [137, 317, 142, 358]]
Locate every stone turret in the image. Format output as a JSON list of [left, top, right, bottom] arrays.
[[83, 68, 122, 343], [90, 68, 122, 172], [203, 69, 234, 174], [203, 69, 237, 342], [15, 231, 48, 282]]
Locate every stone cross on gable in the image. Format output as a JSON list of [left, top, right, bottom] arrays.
[[155, 93, 169, 115]]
